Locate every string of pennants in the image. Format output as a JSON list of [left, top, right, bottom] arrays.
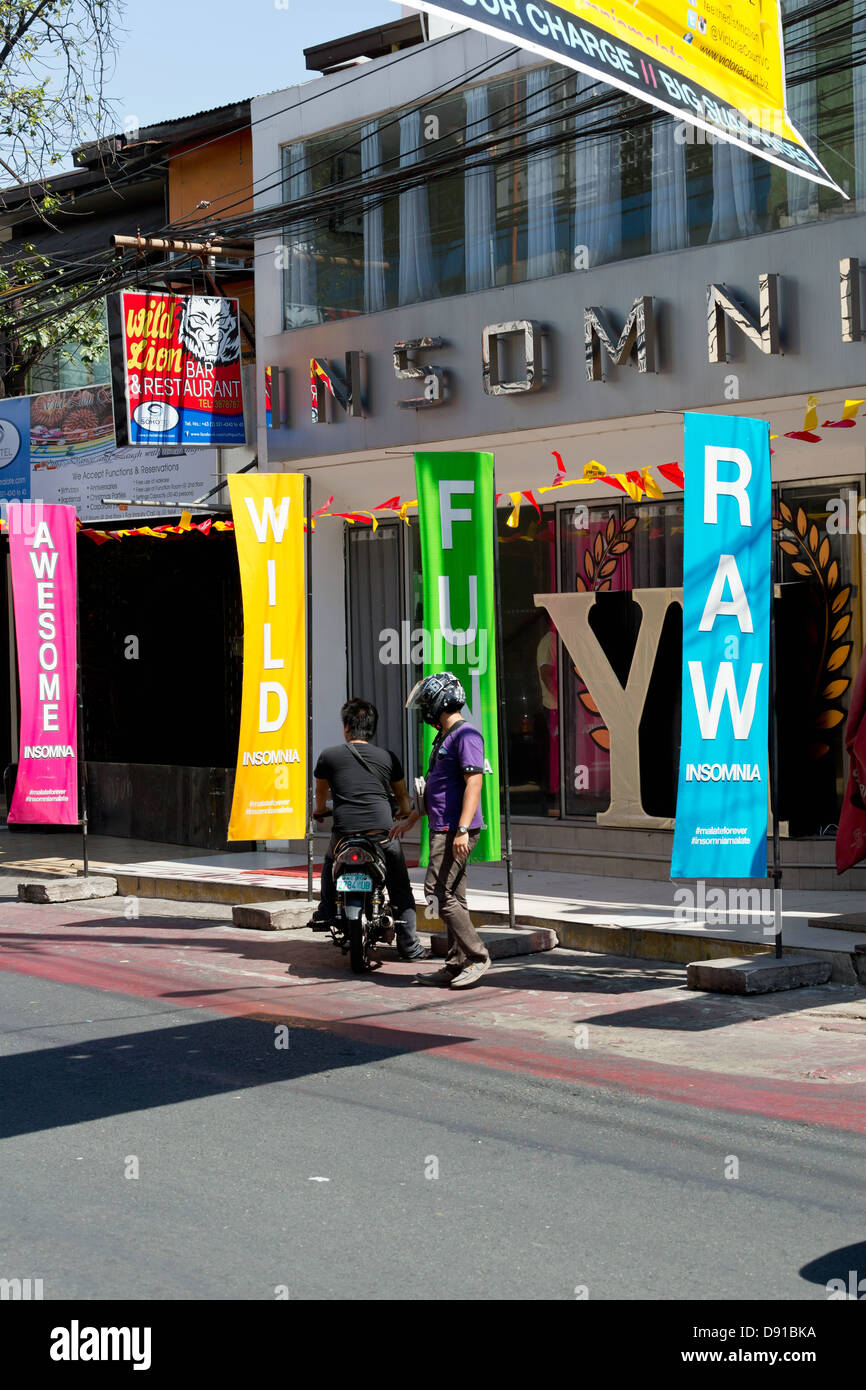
[[76, 514, 236, 544], [312, 456, 683, 533], [320, 395, 865, 532], [0, 511, 236, 542], [0, 396, 858, 543]]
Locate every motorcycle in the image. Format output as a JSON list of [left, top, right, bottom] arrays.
[[331, 831, 396, 973], [313, 812, 395, 973]]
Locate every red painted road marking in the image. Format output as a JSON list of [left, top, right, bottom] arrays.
[[0, 919, 865, 1133]]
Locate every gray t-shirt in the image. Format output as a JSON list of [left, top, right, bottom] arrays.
[[314, 742, 402, 833]]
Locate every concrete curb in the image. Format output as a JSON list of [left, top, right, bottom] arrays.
[[0, 865, 79, 882], [115, 873, 302, 907], [104, 870, 862, 985]]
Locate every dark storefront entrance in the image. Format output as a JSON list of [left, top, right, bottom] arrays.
[[2, 528, 246, 849], [77, 528, 245, 847]]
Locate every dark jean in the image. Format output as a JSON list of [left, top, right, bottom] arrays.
[[319, 830, 424, 959]]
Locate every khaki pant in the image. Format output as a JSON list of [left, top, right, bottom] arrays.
[[425, 830, 488, 972]]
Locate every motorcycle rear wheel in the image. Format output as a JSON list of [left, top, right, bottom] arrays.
[[349, 914, 367, 973]]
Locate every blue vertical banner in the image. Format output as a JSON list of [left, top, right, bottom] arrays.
[[0, 394, 31, 502], [671, 413, 771, 880]]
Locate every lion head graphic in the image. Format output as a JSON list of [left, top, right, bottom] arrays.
[[177, 296, 241, 368]]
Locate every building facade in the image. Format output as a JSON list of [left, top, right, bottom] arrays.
[[0, 103, 257, 845], [253, 9, 866, 886]]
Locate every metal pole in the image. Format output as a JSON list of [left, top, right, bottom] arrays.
[[491, 473, 516, 929], [75, 525, 89, 877], [769, 581, 782, 958], [305, 474, 314, 902]]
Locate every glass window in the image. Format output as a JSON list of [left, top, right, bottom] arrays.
[[281, 8, 859, 328], [561, 501, 634, 815], [625, 500, 684, 588], [345, 524, 409, 768], [497, 504, 558, 817], [774, 480, 861, 836], [386, 485, 857, 831], [558, 499, 685, 817], [29, 342, 110, 395]]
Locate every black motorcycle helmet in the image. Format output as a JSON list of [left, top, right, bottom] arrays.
[[406, 672, 467, 727]]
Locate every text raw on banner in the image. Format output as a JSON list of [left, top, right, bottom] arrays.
[[228, 474, 306, 841], [7, 503, 78, 825], [415, 451, 501, 863], [672, 413, 771, 880]]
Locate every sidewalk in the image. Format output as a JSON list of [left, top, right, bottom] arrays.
[[2, 827, 866, 983]]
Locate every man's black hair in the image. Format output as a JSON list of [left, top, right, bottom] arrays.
[[341, 697, 378, 740]]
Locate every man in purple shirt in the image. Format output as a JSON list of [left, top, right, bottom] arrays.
[[392, 672, 491, 989]]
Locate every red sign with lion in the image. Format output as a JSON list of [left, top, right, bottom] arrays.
[[108, 291, 246, 448]]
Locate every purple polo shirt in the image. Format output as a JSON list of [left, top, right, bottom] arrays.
[[425, 722, 486, 833]]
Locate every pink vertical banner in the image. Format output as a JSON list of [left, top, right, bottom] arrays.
[[7, 503, 79, 825]]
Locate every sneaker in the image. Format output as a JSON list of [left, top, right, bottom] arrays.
[[449, 957, 491, 989], [309, 914, 335, 934], [412, 966, 459, 987]]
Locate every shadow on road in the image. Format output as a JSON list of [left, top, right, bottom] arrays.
[[0, 1012, 471, 1140], [800, 1242, 866, 1292]]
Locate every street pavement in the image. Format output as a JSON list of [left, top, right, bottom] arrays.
[[1, 888, 865, 1300]]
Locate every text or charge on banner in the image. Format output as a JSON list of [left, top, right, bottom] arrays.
[[415, 451, 501, 863], [8, 503, 79, 825], [672, 414, 771, 880], [397, 1, 839, 192], [228, 474, 306, 841]]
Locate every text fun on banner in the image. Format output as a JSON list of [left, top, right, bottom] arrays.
[[671, 414, 771, 880], [415, 451, 501, 863], [227, 474, 306, 841], [396, 1, 838, 192], [8, 503, 79, 825]]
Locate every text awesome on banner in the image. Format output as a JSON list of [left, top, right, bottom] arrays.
[[671, 414, 771, 880], [7, 503, 78, 825], [396, 0, 839, 192], [228, 474, 306, 841], [107, 291, 246, 448], [415, 452, 501, 863]]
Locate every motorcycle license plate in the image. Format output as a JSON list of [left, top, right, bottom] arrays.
[[336, 873, 372, 892]]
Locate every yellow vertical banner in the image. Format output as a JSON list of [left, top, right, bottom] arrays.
[[227, 473, 307, 841]]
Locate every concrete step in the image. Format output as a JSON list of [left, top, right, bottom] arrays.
[[430, 925, 558, 960], [687, 954, 832, 994], [232, 900, 318, 931], [810, 912, 866, 933], [18, 876, 118, 903]]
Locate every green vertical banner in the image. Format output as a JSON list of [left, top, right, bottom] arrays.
[[415, 451, 501, 864]]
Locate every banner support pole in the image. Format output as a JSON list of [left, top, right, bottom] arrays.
[[75, 524, 88, 878], [305, 474, 314, 902], [768, 579, 782, 958], [491, 477, 516, 930]]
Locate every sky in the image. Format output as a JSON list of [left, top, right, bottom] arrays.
[[106, 0, 400, 130]]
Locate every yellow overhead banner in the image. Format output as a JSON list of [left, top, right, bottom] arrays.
[[228, 473, 307, 841], [398, 0, 840, 192]]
